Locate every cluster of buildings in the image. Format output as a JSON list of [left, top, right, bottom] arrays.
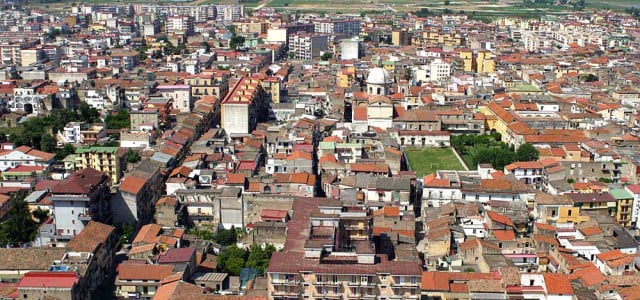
[[0, 2, 638, 300]]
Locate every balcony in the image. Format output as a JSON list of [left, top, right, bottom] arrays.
[[271, 280, 300, 286], [78, 213, 93, 221]]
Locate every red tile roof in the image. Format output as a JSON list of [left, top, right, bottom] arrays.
[[261, 209, 288, 221], [67, 221, 114, 253], [225, 173, 246, 185], [51, 167, 106, 195], [486, 211, 514, 227], [543, 273, 574, 295], [17, 272, 78, 289], [157, 247, 195, 264], [119, 176, 147, 195], [492, 230, 516, 241]]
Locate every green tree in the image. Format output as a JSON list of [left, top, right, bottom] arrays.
[[217, 245, 248, 276], [515, 143, 539, 162], [229, 35, 246, 50], [215, 227, 237, 246], [246, 244, 276, 275], [105, 110, 131, 130], [39, 134, 57, 153], [321, 52, 333, 61], [125, 149, 141, 164], [0, 191, 38, 247], [583, 74, 599, 82], [32, 208, 49, 224], [444, 0, 450, 5]]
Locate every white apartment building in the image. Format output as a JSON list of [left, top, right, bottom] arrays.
[[289, 33, 328, 60], [156, 84, 192, 113], [413, 58, 451, 83], [215, 4, 244, 22], [314, 19, 361, 36], [166, 15, 194, 36]]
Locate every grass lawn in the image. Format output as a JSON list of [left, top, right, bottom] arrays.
[[404, 147, 465, 176]]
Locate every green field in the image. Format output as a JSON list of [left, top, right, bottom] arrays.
[[404, 147, 465, 176]]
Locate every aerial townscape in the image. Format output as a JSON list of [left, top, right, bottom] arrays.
[[0, 0, 640, 299]]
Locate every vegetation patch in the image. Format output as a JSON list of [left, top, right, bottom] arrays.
[[404, 147, 465, 176]]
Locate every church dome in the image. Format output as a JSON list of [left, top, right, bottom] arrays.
[[366, 67, 391, 85]]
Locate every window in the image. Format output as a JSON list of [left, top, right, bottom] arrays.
[[380, 274, 387, 281], [568, 210, 572, 216]]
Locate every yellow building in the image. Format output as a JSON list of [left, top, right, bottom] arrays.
[[481, 102, 514, 142], [460, 49, 473, 72], [557, 207, 590, 224], [611, 189, 633, 228], [477, 51, 495, 74], [459, 49, 495, 74], [337, 66, 356, 88], [75, 146, 123, 185]]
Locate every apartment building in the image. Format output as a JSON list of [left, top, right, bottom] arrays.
[[267, 198, 422, 300], [392, 28, 412, 46], [289, 33, 329, 60], [183, 71, 229, 105], [166, 15, 194, 36], [49, 168, 111, 244], [221, 76, 267, 135], [74, 146, 123, 185], [57, 122, 106, 145], [156, 84, 192, 113], [215, 4, 244, 22], [314, 19, 361, 37]]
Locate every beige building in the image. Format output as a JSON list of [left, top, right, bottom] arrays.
[[392, 28, 411, 46]]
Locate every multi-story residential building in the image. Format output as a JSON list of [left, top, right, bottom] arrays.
[[57, 122, 106, 146], [610, 188, 634, 228], [0, 39, 38, 65], [109, 50, 138, 71], [289, 33, 329, 60], [215, 4, 244, 22], [392, 28, 412, 46], [74, 146, 123, 185], [130, 109, 159, 131], [166, 15, 194, 36], [314, 18, 361, 37], [183, 72, 229, 100], [624, 184, 640, 228], [115, 263, 174, 299], [175, 187, 243, 228], [135, 4, 215, 22], [49, 168, 111, 244], [112, 161, 162, 225], [221, 77, 267, 135], [267, 23, 315, 46], [267, 198, 422, 300], [156, 84, 192, 113], [66, 221, 116, 297]]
